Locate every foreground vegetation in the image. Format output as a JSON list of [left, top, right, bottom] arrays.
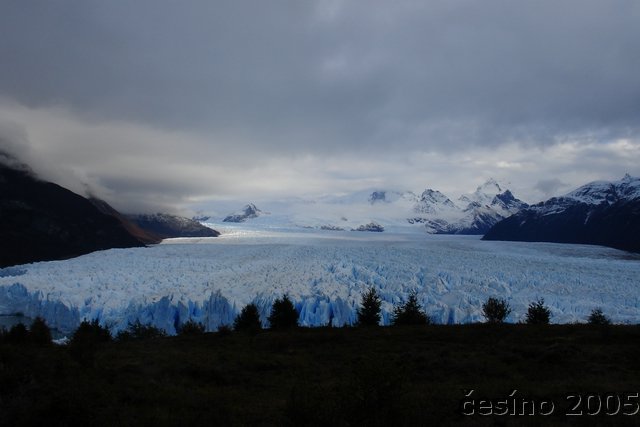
[[1, 324, 639, 426]]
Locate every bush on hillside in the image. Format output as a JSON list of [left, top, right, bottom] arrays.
[[390, 291, 431, 326], [356, 287, 382, 327], [178, 320, 206, 336], [268, 295, 299, 329], [587, 308, 611, 325], [5, 323, 29, 344], [29, 317, 52, 346], [69, 319, 112, 365], [234, 303, 262, 332], [116, 320, 166, 341], [482, 297, 512, 324], [525, 298, 551, 325]]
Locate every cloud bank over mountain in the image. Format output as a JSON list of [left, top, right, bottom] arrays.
[[1, 1, 639, 212]]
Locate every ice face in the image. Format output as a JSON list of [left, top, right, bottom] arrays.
[[1, 228, 638, 334]]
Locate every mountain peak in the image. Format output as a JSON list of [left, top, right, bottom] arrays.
[[413, 189, 457, 214], [476, 178, 502, 194], [484, 175, 640, 253], [223, 203, 263, 222], [368, 191, 387, 204], [564, 175, 640, 205]]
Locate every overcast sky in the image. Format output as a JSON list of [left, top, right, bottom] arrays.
[[1, 0, 639, 213]]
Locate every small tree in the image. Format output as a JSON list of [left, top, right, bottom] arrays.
[[116, 320, 166, 341], [268, 295, 299, 329], [587, 308, 611, 325], [525, 298, 551, 325], [482, 297, 512, 324], [69, 320, 112, 365], [29, 317, 52, 346], [178, 320, 206, 336], [234, 303, 262, 332], [6, 323, 29, 344], [356, 287, 382, 326], [70, 319, 112, 344], [391, 291, 431, 326]]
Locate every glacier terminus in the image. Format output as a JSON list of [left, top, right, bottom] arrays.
[[1, 226, 639, 336]]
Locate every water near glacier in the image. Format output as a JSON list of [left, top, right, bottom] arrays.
[[1, 225, 639, 335]]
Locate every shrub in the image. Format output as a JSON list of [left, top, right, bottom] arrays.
[[6, 323, 29, 344], [356, 287, 382, 326], [116, 320, 166, 341], [481, 297, 512, 324], [70, 319, 112, 344], [234, 303, 262, 332], [525, 298, 552, 325], [217, 324, 232, 336], [587, 308, 611, 325], [178, 320, 206, 336], [29, 317, 52, 346], [69, 320, 112, 365], [391, 291, 431, 326], [268, 295, 299, 329]]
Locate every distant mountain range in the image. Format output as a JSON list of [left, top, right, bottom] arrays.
[[408, 179, 528, 234], [205, 179, 528, 234], [484, 175, 640, 252], [0, 159, 219, 267]]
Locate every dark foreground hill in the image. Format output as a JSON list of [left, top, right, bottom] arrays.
[[1, 325, 639, 425], [484, 175, 640, 253], [0, 163, 144, 267]]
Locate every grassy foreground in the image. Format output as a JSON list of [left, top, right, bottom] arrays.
[[1, 324, 639, 426]]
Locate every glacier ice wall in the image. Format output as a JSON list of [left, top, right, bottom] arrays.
[[1, 232, 639, 334]]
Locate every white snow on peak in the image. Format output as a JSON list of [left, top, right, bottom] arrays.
[[222, 203, 265, 222], [478, 177, 503, 194], [414, 189, 459, 215], [459, 178, 504, 208], [563, 175, 640, 205], [193, 179, 526, 234]]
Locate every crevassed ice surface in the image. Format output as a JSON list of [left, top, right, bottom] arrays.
[[1, 225, 639, 334]]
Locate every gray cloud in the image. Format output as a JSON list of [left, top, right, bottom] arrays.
[[1, 1, 639, 211], [534, 179, 568, 199]]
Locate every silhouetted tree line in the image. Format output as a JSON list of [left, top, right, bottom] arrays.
[[0, 294, 616, 349]]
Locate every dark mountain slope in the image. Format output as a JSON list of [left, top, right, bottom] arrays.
[[128, 213, 220, 239], [483, 175, 640, 252], [0, 163, 144, 268], [89, 198, 163, 244]]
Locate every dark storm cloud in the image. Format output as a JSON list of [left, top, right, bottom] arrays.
[[1, 1, 639, 210], [2, 0, 639, 153]]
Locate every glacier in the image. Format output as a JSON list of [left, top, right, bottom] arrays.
[[1, 225, 639, 335]]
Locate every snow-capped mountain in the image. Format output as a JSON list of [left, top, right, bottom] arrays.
[[222, 203, 264, 223], [195, 180, 527, 235], [484, 175, 640, 252], [414, 189, 457, 214], [564, 174, 640, 205], [409, 180, 528, 234], [459, 178, 503, 207]]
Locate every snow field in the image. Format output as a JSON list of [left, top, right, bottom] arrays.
[[0, 230, 638, 334]]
